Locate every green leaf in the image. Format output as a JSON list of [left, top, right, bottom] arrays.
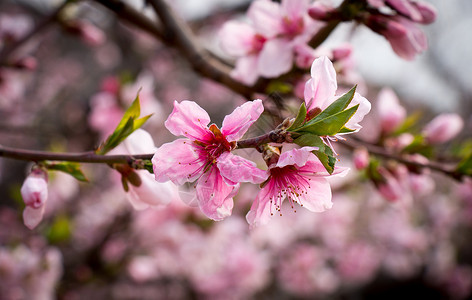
[[45, 162, 88, 182], [309, 85, 356, 124], [295, 104, 359, 136], [313, 148, 336, 175], [46, 215, 72, 244], [293, 133, 325, 149], [293, 133, 336, 174], [96, 92, 153, 155], [393, 111, 422, 135], [287, 102, 307, 131], [456, 153, 472, 176], [266, 81, 293, 94], [338, 126, 356, 134]]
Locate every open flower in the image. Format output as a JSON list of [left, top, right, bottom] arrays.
[[246, 147, 348, 228], [304, 56, 371, 132], [152, 100, 267, 220], [219, 0, 319, 85]]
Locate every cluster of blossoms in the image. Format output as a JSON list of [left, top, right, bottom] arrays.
[[353, 86, 464, 203], [220, 0, 437, 87], [150, 56, 370, 227]]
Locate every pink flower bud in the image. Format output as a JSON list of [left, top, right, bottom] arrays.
[[64, 20, 105, 47], [377, 88, 406, 134], [377, 168, 403, 202], [308, 3, 334, 21], [353, 147, 369, 170], [332, 45, 352, 61], [20, 169, 48, 229], [412, 1, 437, 24], [423, 113, 463, 144]]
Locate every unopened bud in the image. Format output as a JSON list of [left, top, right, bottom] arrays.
[[377, 88, 406, 134], [308, 3, 335, 21], [20, 167, 48, 229], [423, 113, 463, 144], [353, 147, 369, 170], [412, 1, 437, 24]]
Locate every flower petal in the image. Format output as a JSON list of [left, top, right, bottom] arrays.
[[304, 56, 337, 110], [152, 139, 205, 185], [246, 183, 275, 228], [221, 99, 264, 141], [344, 92, 372, 132], [231, 55, 260, 86], [127, 171, 177, 210], [248, 0, 282, 38], [258, 38, 294, 78], [196, 166, 237, 221], [23, 205, 45, 230], [217, 152, 268, 184], [276, 147, 318, 169], [165, 101, 212, 140], [295, 176, 332, 212], [123, 129, 157, 154], [219, 21, 257, 56]]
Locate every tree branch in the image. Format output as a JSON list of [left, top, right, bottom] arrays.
[[0, 0, 71, 65], [339, 138, 465, 181]]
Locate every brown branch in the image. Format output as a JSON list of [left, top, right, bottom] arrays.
[[0, 0, 71, 64], [339, 138, 464, 181], [0, 144, 152, 164]]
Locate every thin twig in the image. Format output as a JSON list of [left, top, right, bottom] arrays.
[[0, 0, 71, 64], [339, 138, 464, 181]]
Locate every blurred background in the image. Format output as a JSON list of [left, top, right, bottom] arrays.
[[0, 0, 471, 299]]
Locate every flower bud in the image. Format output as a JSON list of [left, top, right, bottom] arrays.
[[308, 3, 336, 21], [353, 147, 369, 170], [412, 1, 437, 24], [20, 168, 48, 229], [377, 88, 406, 134], [423, 113, 463, 144]]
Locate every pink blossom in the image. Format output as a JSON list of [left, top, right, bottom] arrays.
[[219, 0, 319, 85], [304, 56, 371, 132], [118, 129, 179, 210], [246, 147, 347, 228], [423, 113, 464, 144], [153, 100, 267, 220], [368, 14, 428, 60], [20, 170, 48, 229], [353, 147, 369, 170], [377, 87, 406, 134]]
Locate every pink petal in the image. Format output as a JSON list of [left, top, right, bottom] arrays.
[[123, 129, 157, 154], [196, 166, 237, 221], [23, 205, 45, 230], [423, 113, 464, 144], [258, 38, 294, 78], [248, 0, 282, 38], [164, 100, 212, 140], [221, 99, 264, 141], [282, 0, 309, 20], [217, 152, 268, 184], [152, 139, 205, 185], [386, 0, 422, 22], [127, 171, 177, 210], [231, 55, 260, 86], [276, 147, 318, 168], [304, 56, 338, 110], [377, 88, 406, 134], [295, 176, 332, 212], [219, 21, 257, 56], [385, 17, 427, 60], [344, 92, 372, 132], [246, 183, 275, 228], [21, 175, 48, 209]]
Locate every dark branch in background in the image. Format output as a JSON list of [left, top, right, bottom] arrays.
[[0, 144, 152, 164], [339, 138, 464, 181], [0, 0, 71, 65]]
